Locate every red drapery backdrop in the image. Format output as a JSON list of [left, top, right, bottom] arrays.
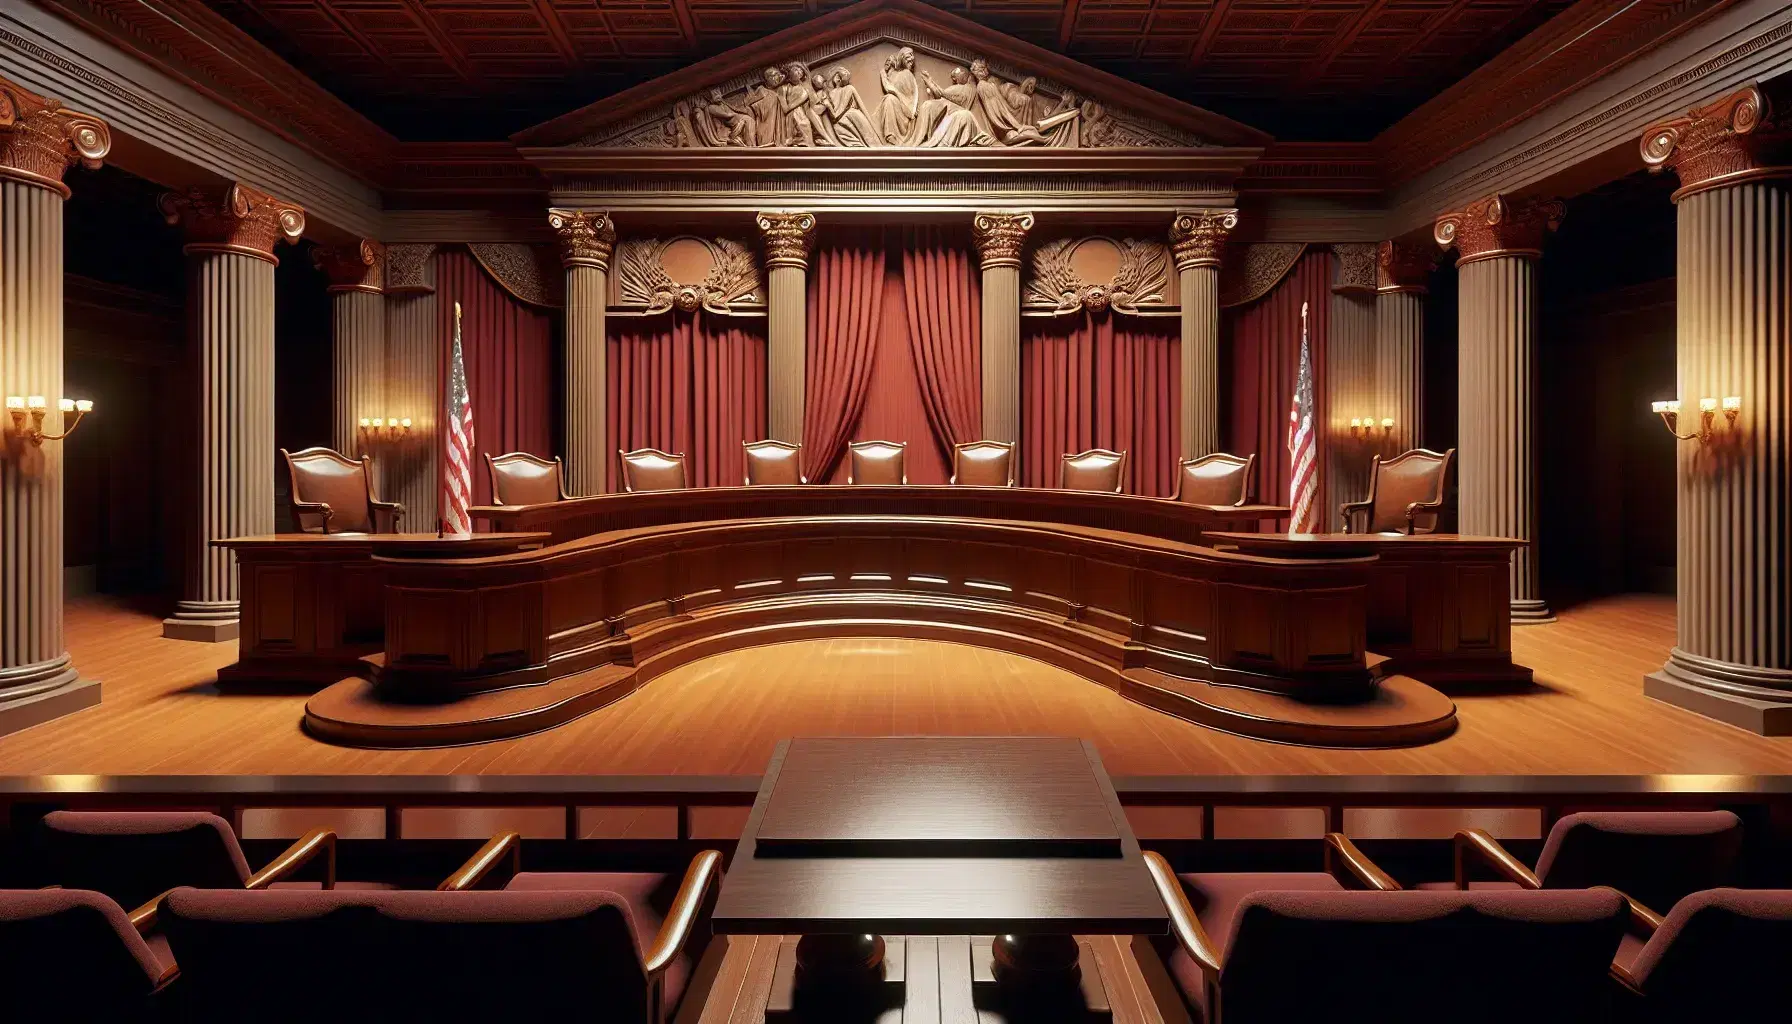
[[1223, 249, 1332, 509], [1021, 312, 1180, 496], [901, 225, 981, 468], [803, 229, 885, 482], [435, 248, 554, 511], [607, 310, 766, 490]]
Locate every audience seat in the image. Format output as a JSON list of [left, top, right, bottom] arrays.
[[950, 440, 1016, 486], [619, 448, 689, 492], [1171, 452, 1255, 506], [485, 451, 572, 504], [743, 439, 805, 485], [1339, 447, 1454, 534], [281, 446, 403, 534], [1059, 448, 1126, 493], [0, 888, 174, 1017], [1615, 888, 1792, 1020], [848, 440, 907, 485]]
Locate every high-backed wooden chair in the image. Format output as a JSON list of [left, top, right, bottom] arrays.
[[1171, 452, 1256, 506], [742, 439, 805, 485], [1059, 448, 1126, 493], [848, 440, 907, 485], [950, 440, 1016, 487], [1340, 447, 1454, 534], [281, 447, 402, 534], [485, 452, 571, 506], [618, 448, 688, 492]]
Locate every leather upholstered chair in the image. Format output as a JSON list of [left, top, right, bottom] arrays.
[[485, 451, 571, 505], [950, 440, 1016, 487], [619, 448, 688, 492], [0, 889, 174, 1016], [1614, 888, 1792, 1021], [743, 439, 805, 485], [281, 447, 403, 534], [1171, 452, 1255, 506], [848, 440, 907, 485], [1059, 448, 1126, 493], [1339, 447, 1454, 534]]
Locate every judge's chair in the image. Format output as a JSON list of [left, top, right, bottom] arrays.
[[485, 452, 572, 506], [1060, 448, 1127, 493], [743, 439, 805, 485], [950, 440, 1016, 487], [281, 447, 402, 534], [848, 440, 907, 485], [1340, 447, 1455, 534], [1171, 452, 1256, 506], [619, 448, 688, 492]]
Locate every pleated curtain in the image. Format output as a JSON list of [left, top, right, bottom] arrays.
[[802, 228, 886, 482], [607, 310, 767, 489], [902, 225, 982, 467], [1021, 312, 1181, 496], [1223, 248, 1333, 508]]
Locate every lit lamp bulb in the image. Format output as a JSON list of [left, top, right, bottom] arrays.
[[1380, 417, 1394, 430], [399, 418, 412, 430], [26, 396, 45, 410], [1650, 401, 1669, 414], [1698, 397, 1718, 413], [74, 400, 92, 413], [57, 398, 74, 413], [1722, 396, 1741, 412], [359, 417, 372, 429], [385, 418, 398, 429], [4, 396, 21, 410]]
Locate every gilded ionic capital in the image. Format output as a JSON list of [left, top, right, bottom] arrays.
[[159, 183, 305, 264], [548, 208, 615, 270], [1641, 84, 1791, 201], [0, 75, 110, 196], [1376, 239, 1437, 294], [1433, 193, 1563, 266], [972, 211, 1035, 270], [756, 211, 817, 270], [1168, 209, 1238, 271], [313, 240, 387, 294]]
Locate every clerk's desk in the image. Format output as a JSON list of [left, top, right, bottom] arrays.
[[1205, 532, 1534, 689]]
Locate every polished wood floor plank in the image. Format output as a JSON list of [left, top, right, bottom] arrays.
[[1, 595, 1788, 775]]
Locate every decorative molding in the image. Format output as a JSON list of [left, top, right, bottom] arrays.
[[547, 208, 616, 271], [1330, 243, 1377, 295], [1641, 82, 1791, 200], [159, 182, 304, 264], [1168, 209, 1238, 271], [1023, 236, 1172, 316], [1376, 239, 1436, 294], [972, 210, 1034, 269], [466, 243, 560, 308], [614, 236, 764, 315], [756, 211, 818, 269], [1238, 142, 1381, 195], [384, 244, 437, 295], [1219, 243, 1307, 309], [1433, 193, 1565, 267], [0, 72, 109, 195], [313, 240, 386, 295]]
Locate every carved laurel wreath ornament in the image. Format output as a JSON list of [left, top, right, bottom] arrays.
[[616, 237, 764, 315], [1024, 237, 1171, 316]]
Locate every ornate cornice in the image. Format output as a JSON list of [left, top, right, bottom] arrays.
[[1331, 243, 1377, 295], [312, 240, 386, 294], [972, 211, 1035, 270], [159, 183, 305, 264], [1641, 84, 1792, 202], [1433, 193, 1564, 267], [0, 75, 110, 196], [1168, 209, 1238, 271], [1376, 239, 1436, 294], [384, 244, 438, 295], [547, 208, 616, 271], [756, 211, 817, 270]]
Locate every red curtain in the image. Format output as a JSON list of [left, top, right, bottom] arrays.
[[1021, 312, 1180, 496], [607, 310, 766, 489], [435, 248, 554, 511], [902, 225, 981, 466], [1223, 249, 1332, 508], [803, 229, 885, 481]]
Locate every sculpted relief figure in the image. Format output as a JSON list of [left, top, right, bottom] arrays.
[[877, 47, 921, 144], [916, 66, 990, 147], [779, 61, 817, 146], [826, 67, 882, 148], [749, 66, 784, 146]]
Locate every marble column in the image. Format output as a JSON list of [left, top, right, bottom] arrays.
[[1435, 193, 1564, 624], [1636, 85, 1792, 733], [757, 211, 815, 445], [313, 240, 386, 458], [1375, 239, 1435, 455], [1328, 244, 1378, 530], [159, 184, 305, 642], [383, 245, 440, 528], [1168, 210, 1235, 460], [0, 76, 109, 733], [972, 211, 1034, 445], [549, 209, 614, 496]]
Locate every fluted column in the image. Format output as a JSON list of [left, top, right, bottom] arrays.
[[1637, 85, 1792, 733], [383, 245, 440, 528], [1328, 244, 1378, 530], [550, 209, 614, 496], [0, 76, 109, 731], [314, 241, 386, 457], [1436, 193, 1564, 623], [1375, 239, 1434, 454], [757, 211, 815, 444], [972, 211, 1033, 444], [1169, 210, 1235, 459], [160, 184, 305, 642]]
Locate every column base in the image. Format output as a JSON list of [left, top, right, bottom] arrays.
[[163, 600, 241, 643], [0, 670, 100, 739], [1644, 649, 1792, 736], [1510, 599, 1555, 625]]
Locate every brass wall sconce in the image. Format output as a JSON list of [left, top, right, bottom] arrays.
[[358, 416, 413, 446], [5, 395, 93, 446], [1344, 417, 1395, 445], [1651, 396, 1740, 445]]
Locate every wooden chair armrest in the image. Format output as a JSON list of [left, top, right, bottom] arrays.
[[437, 831, 523, 891], [1403, 498, 1446, 532], [1143, 850, 1222, 976], [244, 829, 337, 890], [1617, 889, 1666, 936], [1339, 500, 1371, 533], [1452, 829, 1540, 889], [644, 850, 724, 977], [291, 500, 335, 534], [1322, 833, 1401, 891], [369, 499, 403, 512], [127, 887, 178, 934]]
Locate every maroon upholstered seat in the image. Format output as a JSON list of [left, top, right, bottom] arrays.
[[1171, 453, 1255, 506], [950, 440, 1016, 487], [1059, 448, 1126, 493], [0, 889, 172, 1016], [1156, 871, 1347, 1002], [486, 451, 571, 505], [619, 448, 688, 492], [743, 439, 805, 485], [1623, 888, 1792, 1020], [1339, 447, 1453, 534], [281, 446, 403, 534], [848, 440, 907, 485]]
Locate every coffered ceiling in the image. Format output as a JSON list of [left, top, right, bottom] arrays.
[[198, 0, 1576, 141]]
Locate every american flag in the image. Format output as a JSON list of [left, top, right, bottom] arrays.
[[1286, 301, 1320, 535], [441, 301, 474, 537]]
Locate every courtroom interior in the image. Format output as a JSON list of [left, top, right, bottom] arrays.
[[2, 0, 1791, 1019]]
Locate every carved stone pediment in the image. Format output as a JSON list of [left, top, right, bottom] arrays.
[[611, 236, 764, 316], [1024, 236, 1175, 317]]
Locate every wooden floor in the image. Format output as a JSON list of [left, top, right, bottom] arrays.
[[2, 593, 1789, 776]]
